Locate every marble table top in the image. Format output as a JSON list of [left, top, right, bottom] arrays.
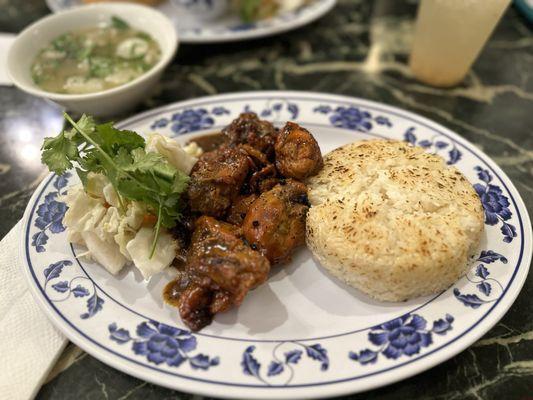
[[0, 0, 531, 399]]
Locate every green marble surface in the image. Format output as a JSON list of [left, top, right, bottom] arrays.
[[0, 0, 532, 399]]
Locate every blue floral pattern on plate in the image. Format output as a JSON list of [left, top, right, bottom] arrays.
[[109, 320, 219, 370], [176, 0, 214, 8], [31, 173, 70, 252], [255, 101, 299, 120], [150, 107, 230, 134], [403, 126, 462, 165], [454, 250, 507, 308], [313, 105, 392, 132], [241, 342, 328, 385], [43, 259, 104, 319], [473, 166, 517, 243], [349, 313, 454, 365]]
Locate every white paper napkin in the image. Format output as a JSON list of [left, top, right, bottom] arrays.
[[0, 33, 15, 86], [0, 221, 68, 400]]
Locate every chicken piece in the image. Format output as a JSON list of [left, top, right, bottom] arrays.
[[239, 144, 269, 167], [248, 164, 278, 194], [257, 177, 280, 193], [174, 216, 270, 331], [223, 112, 278, 157], [188, 146, 250, 218], [226, 193, 258, 226], [275, 122, 323, 180], [166, 272, 217, 331], [243, 179, 309, 264]]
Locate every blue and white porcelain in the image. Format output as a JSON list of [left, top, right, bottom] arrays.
[[21, 91, 532, 399], [170, 0, 228, 21], [45, 0, 336, 43]]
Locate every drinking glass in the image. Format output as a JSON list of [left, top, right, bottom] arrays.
[[409, 0, 511, 87]]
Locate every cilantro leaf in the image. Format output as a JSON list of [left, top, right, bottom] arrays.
[[41, 133, 79, 175], [127, 148, 173, 175], [74, 114, 96, 134], [95, 123, 145, 154], [172, 170, 190, 195], [114, 147, 190, 229]]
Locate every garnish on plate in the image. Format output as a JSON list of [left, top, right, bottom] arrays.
[[41, 113, 191, 265]]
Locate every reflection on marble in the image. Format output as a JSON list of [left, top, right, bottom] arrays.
[[0, 90, 63, 238], [0, 0, 531, 399]]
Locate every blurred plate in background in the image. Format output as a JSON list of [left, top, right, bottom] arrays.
[[45, 0, 337, 43]]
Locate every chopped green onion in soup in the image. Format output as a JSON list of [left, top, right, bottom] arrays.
[[30, 16, 161, 94]]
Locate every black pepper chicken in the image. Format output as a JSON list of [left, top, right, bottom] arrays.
[[187, 145, 250, 218], [166, 113, 324, 331], [169, 216, 270, 331], [222, 112, 278, 157], [243, 179, 309, 264], [275, 122, 323, 180]]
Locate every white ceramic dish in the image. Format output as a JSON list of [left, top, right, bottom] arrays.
[[22, 91, 532, 399], [8, 3, 178, 117], [45, 0, 336, 44], [170, 0, 229, 21]]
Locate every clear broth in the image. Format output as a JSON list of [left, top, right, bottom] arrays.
[[31, 17, 161, 94]]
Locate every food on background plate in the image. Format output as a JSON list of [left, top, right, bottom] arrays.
[[83, 0, 163, 5], [306, 140, 484, 302], [31, 16, 161, 94], [231, 0, 311, 22]]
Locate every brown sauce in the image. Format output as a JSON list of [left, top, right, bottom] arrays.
[[163, 258, 189, 307], [163, 278, 183, 308], [188, 132, 227, 152]]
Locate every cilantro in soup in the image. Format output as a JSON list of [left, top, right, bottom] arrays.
[[31, 16, 161, 94]]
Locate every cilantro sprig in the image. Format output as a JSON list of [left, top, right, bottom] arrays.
[[41, 113, 189, 257]]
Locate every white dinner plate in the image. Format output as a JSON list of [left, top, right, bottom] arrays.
[[22, 91, 532, 399], [45, 0, 336, 43]]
